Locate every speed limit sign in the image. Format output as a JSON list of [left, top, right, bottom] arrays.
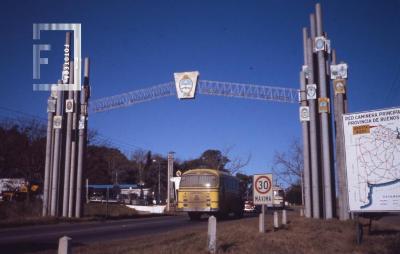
[[253, 174, 273, 205]]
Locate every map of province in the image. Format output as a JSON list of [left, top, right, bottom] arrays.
[[354, 125, 400, 210]]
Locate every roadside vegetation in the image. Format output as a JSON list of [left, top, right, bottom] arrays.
[[30, 210, 400, 254], [0, 118, 252, 209], [0, 202, 142, 228]]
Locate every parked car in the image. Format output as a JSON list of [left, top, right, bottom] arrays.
[[244, 200, 256, 213]]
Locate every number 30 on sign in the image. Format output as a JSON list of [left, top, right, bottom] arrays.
[[253, 174, 273, 205]]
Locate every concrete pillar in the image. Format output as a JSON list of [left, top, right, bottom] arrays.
[[167, 152, 174, 212], [301, 27, 312, 219], [42, 96, 55, 216], [58, 236, 72, 254], [282, 209, 287, 227], [273, 211, 279, 230], [50, 81, 64, 217], [207, 216, 217, 254], [308, 15, 321, 219], [315, 2, 334, 219], [62, 61, 74, 217]]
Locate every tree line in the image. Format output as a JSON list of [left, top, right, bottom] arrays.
[[0, 119, 252, 200], [0, 118, 302, 204]]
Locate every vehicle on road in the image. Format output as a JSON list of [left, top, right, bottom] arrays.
[[177, 169, 244, 220], [244, 200, 256, 213], [271, 186, 285, 208], [0, 178, 40, 201]]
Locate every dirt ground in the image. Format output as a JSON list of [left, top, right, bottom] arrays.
[[64, 210, 400, 254]]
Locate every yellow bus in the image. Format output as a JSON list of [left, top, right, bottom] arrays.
[[177, 169, 244, 220]]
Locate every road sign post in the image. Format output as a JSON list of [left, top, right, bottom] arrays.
[[254, 174, 273, 233], [253, 174, 273, 205]]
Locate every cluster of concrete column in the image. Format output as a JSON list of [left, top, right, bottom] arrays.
[[42, 32, 91, 218], [299, 3, 349, 220]]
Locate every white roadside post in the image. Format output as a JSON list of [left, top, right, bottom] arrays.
[[273, 211, 279, 231], [253, 174, 273, 233], [282, 209, 287, 228], [58, 236, 72, 254], [207, 216, 217, 254]]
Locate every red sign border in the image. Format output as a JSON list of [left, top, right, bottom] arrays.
[[255, 175, 272, 194]]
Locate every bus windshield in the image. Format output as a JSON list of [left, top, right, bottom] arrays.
[[274, 189, 284, 198], [180, 174, 218, 188]]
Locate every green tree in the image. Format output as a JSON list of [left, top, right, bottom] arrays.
[[272, 139, 304, 206], [285, 183, 302, 205], [272, 139, 303, 186], [130, 149, 149, 185], [85, 146, 132, 184], [236, 173, 252, 200], [200, 149, 229, 170]]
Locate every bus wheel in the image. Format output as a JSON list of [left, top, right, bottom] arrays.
[[188, 212, 201, 221]]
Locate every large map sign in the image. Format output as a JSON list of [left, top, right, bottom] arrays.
[[343, 107, 400, 212]]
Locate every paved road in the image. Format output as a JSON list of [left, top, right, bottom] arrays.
[[0, 214, 207, 253]]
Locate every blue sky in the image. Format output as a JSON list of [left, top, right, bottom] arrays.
[[0, 0, 399, 177]]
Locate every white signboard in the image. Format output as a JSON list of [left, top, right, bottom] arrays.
[[47, 99, 56, 113], [65, 99, 74, 113], [78, 116, 85, 130], [174, 71, 199, 99], [299, 106, 310, 122], [343, 107, 400, 212], [314, 36, 326, 52], [53, 115, 62, 129], [330, 63, 348, 80], [306, 84, 317, 100], [253, 174, 273, 205]]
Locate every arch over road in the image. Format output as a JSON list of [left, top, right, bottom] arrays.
[[90, 79, 299, 113]]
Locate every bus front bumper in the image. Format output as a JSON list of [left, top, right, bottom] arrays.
[[177, 207, 219, 212]]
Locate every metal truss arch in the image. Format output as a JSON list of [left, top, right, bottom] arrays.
[[89, 80, 299, 113]]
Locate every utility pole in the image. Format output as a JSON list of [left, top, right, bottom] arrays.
[[152, 158, 162, 205], [315, 3, 334, 219], [158, 160, 161, 205], [300, 27, 312, 218], [86, 178, 89, 204], [75, 57, 90, 218], [167, 152, 174, 212]]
